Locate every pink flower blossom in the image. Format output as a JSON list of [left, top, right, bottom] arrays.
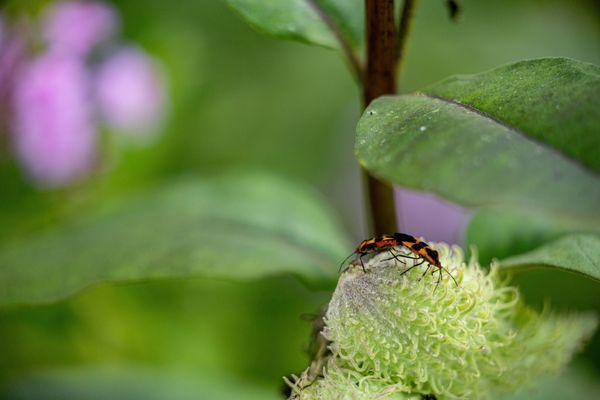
[[43, 1, 118, 56], [12, 53, 96, 187], [94, 46, 166, 136]]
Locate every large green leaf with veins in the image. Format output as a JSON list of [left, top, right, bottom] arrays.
[[0, 172, 348, 307], [426, 58, 600, 172], [356, 58, 600, 279]]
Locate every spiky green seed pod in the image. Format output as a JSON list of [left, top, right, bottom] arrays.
[[291, 244, 597, 400], [293, 362, 417, 400]]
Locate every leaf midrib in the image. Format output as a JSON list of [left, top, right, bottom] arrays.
[[0, 215, 339, 308], [0, 215, 340, 272], [418, 92, 599, 176]]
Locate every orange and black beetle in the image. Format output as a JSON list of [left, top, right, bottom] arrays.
[[341, 232, 457, 288]]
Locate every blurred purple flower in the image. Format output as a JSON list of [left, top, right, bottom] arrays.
[[43, 0, 118, 56], [12, 53, 96, 187], [395, 187, 472, 245], [94, 46, 167, 136]]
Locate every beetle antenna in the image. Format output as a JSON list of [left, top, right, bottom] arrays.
[[441, 266, 459, 287], [338, 251, 356, 273]]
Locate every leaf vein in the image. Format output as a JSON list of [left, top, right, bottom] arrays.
[[418, 92, 598, 176]]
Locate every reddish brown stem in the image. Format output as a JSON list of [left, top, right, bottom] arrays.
[[362, 0, 399, 235]]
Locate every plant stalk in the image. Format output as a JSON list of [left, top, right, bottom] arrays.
[[362, 0, 399, 235], [292, 2, 422, 397]]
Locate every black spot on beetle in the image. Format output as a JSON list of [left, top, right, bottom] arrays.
[[412, 242, 429, 251], [394, 233, 416, 243]]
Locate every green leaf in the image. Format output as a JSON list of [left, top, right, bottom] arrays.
[[499, 233, 600, 282], [1, 366, 281, 400], [357, 58, 600, 279], [426, 58, 600, 172], [0, 172, 348, 308], [225, 0, 363, 49], [466, 207, 594, 265], [356, 58, 600, 219], [356, 58, 600, 267], [467, 210, 600, 310]]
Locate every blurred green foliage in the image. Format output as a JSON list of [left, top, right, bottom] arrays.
[[1, 0, 599, 398], [0, 277, 331, 395], [0, 173, 348, 307]]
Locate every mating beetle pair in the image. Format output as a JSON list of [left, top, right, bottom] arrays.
[[341, 232, 458, 288]]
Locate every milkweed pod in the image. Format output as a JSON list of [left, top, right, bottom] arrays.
[[292, 244, 597, 399]]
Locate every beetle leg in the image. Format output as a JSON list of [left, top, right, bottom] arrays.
[[400, 259, 425, 276], [418, 264, 432, 281], [433, 268, 442, 292], [384, 248, 406, 264], [383, 249, 419, 262]]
